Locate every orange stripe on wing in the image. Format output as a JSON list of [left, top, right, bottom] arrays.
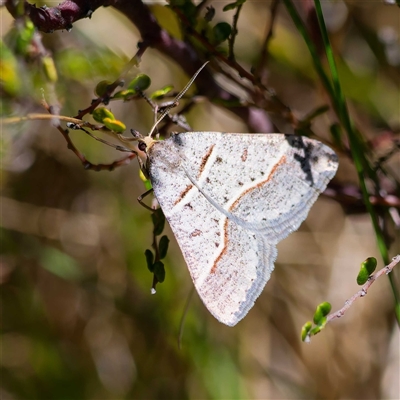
[[211, 218, 229, 274], [174, 184, 194, 206], [198, 144, 215, 179], [210, 155, 286, 274], [229, 155, 286, 212]]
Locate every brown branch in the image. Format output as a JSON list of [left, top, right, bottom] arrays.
[[6, 0, 108, 32], [323, 182, 400, 213], [169, 5, 296, 125], [6, 0, 277, 132], [114, 0, 277, 131]]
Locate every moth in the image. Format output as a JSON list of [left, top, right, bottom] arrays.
[[134, 65, 338, 326]]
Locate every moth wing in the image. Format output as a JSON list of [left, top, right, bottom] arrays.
[[147, 132, 338, 326]]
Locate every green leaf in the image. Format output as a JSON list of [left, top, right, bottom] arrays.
[[40, 247, 82, 281], [313, 302, 331, 324], [301, 321, 312, 341], [149, 85, 174, 100], [356, 266, 370, 286], [363, 257, 377, 274], [92, 107, 115, 123], [112, 89, 137, 99], [153, 261, 165, 283], [95, 80, 112, 97], [159, 235, 170, 259], [213, 22, 232, 43], [145, 249, 154, 272], [319, 301, 332, 315], [310, 325, 322, 335], [151, 208, 165, 236], [103, 117, 126, 133], [357, 257, 377, 285], [127, 74, 151, 93]]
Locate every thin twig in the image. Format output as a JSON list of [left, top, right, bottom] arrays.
[[171, 6, 296, 124], [253, 0, 280, 82], [10, 0, 274, 132], [228, 3, 243, 61], [3, 113, 91, 125], [40, 101, 137, 171], [326, 255, 400, 324]]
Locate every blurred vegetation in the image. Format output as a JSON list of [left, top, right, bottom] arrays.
[[1, 0, 399, 399]]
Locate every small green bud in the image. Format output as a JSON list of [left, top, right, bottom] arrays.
[[113, 89, 137, 99], [150, 85, 174, 100], [301, 321, 312, 341], [92, 107, 115, 123], [310, 325, 322, 335], [313, 302, 331, 324], [95, 80, 112, 97], [102, 118, 126, 133], [357, 257, 377, 285], [127, 74, 151, 93]]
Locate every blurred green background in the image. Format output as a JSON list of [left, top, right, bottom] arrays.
[[1, 1, 399, 399]]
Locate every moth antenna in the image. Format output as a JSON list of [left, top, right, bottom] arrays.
[[148, 61, 209, 138]]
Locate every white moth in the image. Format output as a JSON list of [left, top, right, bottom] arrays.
[[136, 66, 338, 326]]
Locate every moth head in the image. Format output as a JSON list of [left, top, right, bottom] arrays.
[[141, 135, 156, 151]]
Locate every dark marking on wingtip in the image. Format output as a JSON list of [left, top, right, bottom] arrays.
[[172, 134, 183, 146]]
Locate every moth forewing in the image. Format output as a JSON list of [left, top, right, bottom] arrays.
[[145, 132, 338, 326]]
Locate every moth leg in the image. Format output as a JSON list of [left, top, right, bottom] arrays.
[[138, 188, 156, 211]]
